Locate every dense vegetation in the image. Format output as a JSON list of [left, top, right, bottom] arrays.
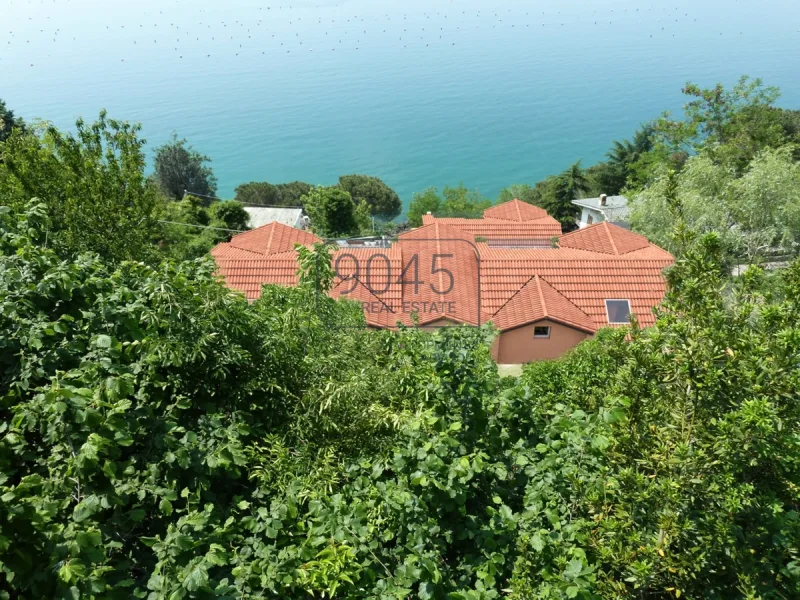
[[1, 80, 800, 597], [2, 197, 799, 598], [153, 135, 219, 203], [235, 174, 402, 223]]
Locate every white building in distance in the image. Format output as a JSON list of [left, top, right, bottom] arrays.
[[572, 194, 630, 229]]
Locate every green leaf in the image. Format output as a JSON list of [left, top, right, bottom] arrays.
[[159, 499, 173, 515], [73, 495, 101, 523], [183, 563, 209, 592], [96, 335, 112, 348]]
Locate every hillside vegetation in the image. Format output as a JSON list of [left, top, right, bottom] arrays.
[[1, 203, 799, 599], [1, 76, 800, 598]]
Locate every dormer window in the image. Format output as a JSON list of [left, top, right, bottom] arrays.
[[605, 299, 631, 324]]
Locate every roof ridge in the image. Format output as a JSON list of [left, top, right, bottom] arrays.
[[264, 223, 276, 256], [535, 275, 548, 319], [515, 199, 522, 221], [605, 222, 619, 255], [536, 275, 595, 331], [491, 275, 537, 317], [435, 223, 445, 299], [343, 275, 396, 314]]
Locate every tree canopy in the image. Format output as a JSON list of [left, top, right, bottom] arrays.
[[337, 174, 402, 221], [0, 111, 162, 263], [407, 184, 491, 227], [153, 134, 218, 202], [233, 181, 312, 207], [0, 98, 26, 144], [2, 202, 799, 598], [301, 186, 367, 238]]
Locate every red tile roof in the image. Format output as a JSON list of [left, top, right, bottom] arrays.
[[227, 222, 321, 255], [559, 221, 650, 255], [483, 199, 549, 221], [211, 213, 673, 333], [421, 199, 562, 244], [490, 275, 596, 332]]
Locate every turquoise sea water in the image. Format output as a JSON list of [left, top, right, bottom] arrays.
[[3, 0, 800, 212]]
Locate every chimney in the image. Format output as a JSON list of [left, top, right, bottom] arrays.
[[599, 194, 608, 207]]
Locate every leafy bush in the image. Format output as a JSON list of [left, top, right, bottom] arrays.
[[1, 204, 798, 599]]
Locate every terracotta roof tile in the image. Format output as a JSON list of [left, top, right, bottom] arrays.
[[228, 222, 320, 256], [483, 199, 549, 221], [490, 275, 596, 332], [559, 221, 650, 255], [210, 213, 674, 333]]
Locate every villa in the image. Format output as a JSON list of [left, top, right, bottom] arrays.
[[211, 199, 673, 363]]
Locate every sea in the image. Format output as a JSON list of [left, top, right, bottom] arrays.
[[3, 0, 800, 213]]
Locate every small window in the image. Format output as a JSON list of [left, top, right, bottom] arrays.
[[586, 215, 594, 225], [605, 299, 631, 324], [533, 325, 551, 338]]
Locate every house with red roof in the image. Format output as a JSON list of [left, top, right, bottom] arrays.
[[211, 199, 674, 363]]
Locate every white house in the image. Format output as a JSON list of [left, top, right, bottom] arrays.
[[243, 206, 308, 230], [572, 194, 630, 229]]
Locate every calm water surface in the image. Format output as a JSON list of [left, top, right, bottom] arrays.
[[3, 0, 800, 211]]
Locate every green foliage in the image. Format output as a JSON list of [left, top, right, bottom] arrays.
[[233, 180, 313, 207], [338, 174, 402, 221], [533, 162, 589, 230], [211, 201, 249, 232], [0, 111, 162, 263], [497, 184, 542, 206], [407, 187, 442, 227], [157, 196, 248, 261], [630, 147, 800, 261], [302, 186, 363, 238], [407, 184, 491, 227], [0, 98, 26, 144], [512, 233, 800, 599], [1, 203, 799, 599], [153, 133, 218, 202], [651, 76, 790, 174]]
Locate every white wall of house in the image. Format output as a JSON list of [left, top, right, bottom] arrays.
[[578, 207, 605, 229]]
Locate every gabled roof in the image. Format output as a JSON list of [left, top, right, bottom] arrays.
[[397, 222, 484, 326], [227, 221, 320, 256], [559, 221, 650, 255], [479, 244, 672, 329], [210, 206, 674, 333], [483, 199, 549, 222], [490, 275, 596, 333], [420, 215, 561, 245], [421, 198, 562, 244]]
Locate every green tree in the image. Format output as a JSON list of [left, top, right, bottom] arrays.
[[302, 186, 361, 237], [211, 200, 249, 232], [588, 125, 656, 194], [407, 186, 442, 226], [0, 98, 26, 144], [153, 133, 218, 202], [234, 181, 281, 205], [234, 181, 314, 207], [407, 184, 491, 226], [440, 183, 491, 218], [0, 111, 162, 262], [338, 174, 402, 221], [497, 184, 542, 206], [541, 161, 589, 229], [649, 76, 788, 174], [630, 147, 800, 261], [276, 181, 313, 206]]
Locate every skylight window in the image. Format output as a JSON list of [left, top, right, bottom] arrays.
[[605, 299, 631, 324]]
